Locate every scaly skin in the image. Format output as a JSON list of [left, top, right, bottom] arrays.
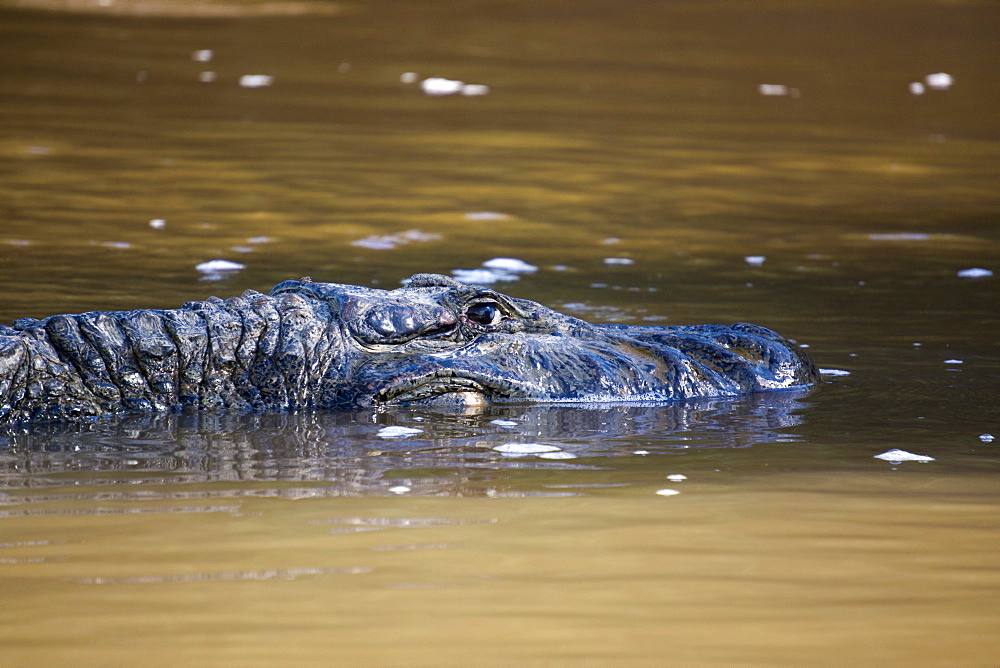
[[0, 273, 819, 424]]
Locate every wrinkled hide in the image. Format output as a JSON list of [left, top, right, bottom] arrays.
[[0, 273, 818, 424]]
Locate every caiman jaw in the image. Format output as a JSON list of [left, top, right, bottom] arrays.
[[373, 371, 513, 408]]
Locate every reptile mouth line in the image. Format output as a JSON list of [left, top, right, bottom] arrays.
[[374, 370, 515, 405]]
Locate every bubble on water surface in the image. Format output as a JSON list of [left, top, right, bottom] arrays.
[[421, 77, 464, 96], [943, 359, 963, 364], [148, 218, 166, 229], [196, 259, 245, 273], [925, 72, 953, 90], [758, 83, 789, 96], [493, 443, 563, 456], [388, 486, 411, 495], [957, 268, 992, 278], [744, 255, 766, 265], [482, 257, 537, 273], [453, 257, 536, 284], [979, 434, 995, 443], [239, 74, 274, 88], [666, 474, 688, 481], [353, 229, 441, 250], [353, 236, 396, 250], [461, 84, 490, 96], [655, 489, 681, 497], [199, 71, 217, 83], [603, 257, 634, 265], [377, 426, 424, 439], [400, 72, 419, 84], [464, 211, 508, 221], [191, 49, 213, 62], [909, 81, 925, 95], [490, 419, 518, 427], [452, 268, 518, 284], [537, 451, 578, 460], [874, 449, 935, 463]]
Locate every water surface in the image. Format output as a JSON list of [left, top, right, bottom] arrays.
[[1, 1, 998, 664]]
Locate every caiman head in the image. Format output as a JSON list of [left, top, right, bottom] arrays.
[[270, 273, 819, 409]]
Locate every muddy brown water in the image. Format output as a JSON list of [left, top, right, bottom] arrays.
[[1, 1, 998, 665]]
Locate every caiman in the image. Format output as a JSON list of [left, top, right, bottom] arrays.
[[0, 273, 818, 424]]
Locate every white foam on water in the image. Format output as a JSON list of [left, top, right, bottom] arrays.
[[493, 443, 563, 456], [483, 257, 537, 273], [758, 83, 788, 96], [352, 236, 397, 250], [943, 359, 963, 364], [452, 268, 518, 284], [957, 268, 992, 278], [388, 486, 411, 495], [196, 259, 245, 273], [421, 77, 464, 96], [820, 369, 851, 376], [352, 229, 441, 250], [461, 84, 490, 96], [191, 49, 213, 62], [603, 257, 634, 265], [744, 255, 766, 265], [490, 419, 518, 427], [537, 451, 578, 460], [655, 489, 681, 497], [979, 434, 995, 443], [666, 474, 688, 481], [874, 449, 935, 463], [464, 211, 508, 221], [925, 72, 953, 90], [239, 74, 274, 88], [376, 426, 424, 439], [148, 218, 166, 229]]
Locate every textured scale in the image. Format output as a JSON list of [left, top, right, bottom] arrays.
[[0, 274, 819, 424]]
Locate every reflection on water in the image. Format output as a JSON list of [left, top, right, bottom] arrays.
[[1, 0, 998, 664], [0, 391, 811, 499]]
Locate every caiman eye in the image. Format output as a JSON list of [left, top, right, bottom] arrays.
[[465, 302, 502, 326]]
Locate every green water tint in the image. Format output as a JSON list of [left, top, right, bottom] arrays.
[[1, 0, 998, 664]]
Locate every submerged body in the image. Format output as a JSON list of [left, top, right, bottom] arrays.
[[0, 273, 818, 423]]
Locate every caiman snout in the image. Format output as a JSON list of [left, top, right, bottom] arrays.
[[346, 297, 457, 345]]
